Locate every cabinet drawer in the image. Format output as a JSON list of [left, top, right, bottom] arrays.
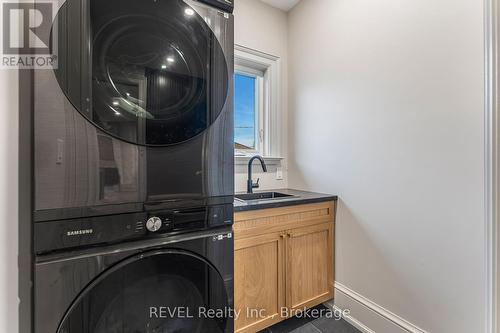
[[234, 201, 335, 240]]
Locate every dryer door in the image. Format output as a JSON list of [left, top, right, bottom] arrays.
[[52, 0, 230, 146], [56, 250, 230, 333]]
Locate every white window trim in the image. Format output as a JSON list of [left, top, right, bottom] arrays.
[[234, 44, 283, 164]]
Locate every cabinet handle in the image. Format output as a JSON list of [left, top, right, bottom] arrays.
[[280, 234, 285, 238]]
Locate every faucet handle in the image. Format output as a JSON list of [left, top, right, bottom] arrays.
[[252, 178, 260, 189]]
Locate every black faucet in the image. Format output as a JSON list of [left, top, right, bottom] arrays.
[[247, 155, 268, 194]]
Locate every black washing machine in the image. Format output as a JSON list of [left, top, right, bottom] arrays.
[[31, 0, 235, 331], [34, 207, 234, 333]]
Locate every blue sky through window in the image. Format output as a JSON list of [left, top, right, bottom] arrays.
[[234, 73, 256, 149]]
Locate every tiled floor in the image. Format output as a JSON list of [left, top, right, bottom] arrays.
[[257, 305, 361, 333]]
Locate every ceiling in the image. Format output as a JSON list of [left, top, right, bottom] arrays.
[[259, 0, 301, 11]]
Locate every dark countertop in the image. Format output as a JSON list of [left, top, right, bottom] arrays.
[[233, 188, 338, 212]]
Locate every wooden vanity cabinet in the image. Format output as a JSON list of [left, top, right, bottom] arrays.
[[233, 201, 336, 333], [234, 232, 285, 332]]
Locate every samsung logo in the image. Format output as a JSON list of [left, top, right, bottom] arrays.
[[67, 229, 93, 236]]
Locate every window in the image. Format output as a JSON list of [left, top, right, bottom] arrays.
[[233, 45, 282, 159], [234, 72, 260, 152]]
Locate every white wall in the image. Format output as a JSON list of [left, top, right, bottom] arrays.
[[0, 69, 19, 332], [287, 1, 485, 332], [233, 0, 289, 192]]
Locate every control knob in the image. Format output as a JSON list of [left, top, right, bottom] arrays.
[[146, 216, 162, 232]]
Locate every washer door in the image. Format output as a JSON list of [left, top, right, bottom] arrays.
[[52, 0, 230, 146], [57, 250, 230, 333]]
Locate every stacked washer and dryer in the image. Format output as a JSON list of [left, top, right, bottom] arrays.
[[32, 0, 234, 332]]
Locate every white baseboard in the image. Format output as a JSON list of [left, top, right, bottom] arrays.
[[326, 282, 429, 333], [327, 303, 376, 333]]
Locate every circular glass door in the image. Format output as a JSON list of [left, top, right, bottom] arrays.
[[52, 0, 229, 146], [57, 250, 229, 333]]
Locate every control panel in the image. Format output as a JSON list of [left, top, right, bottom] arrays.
[[35, 204, 234, 254], [143, 204, 232, 234]]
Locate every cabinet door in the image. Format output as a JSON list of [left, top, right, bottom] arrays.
[[234, 233, 285, 333], [286, 223, 334, 310]]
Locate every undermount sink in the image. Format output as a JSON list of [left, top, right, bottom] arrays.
[[235, 192, 297, 202]]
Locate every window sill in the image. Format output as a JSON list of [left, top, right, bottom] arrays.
[[234, 155, 284, 166]]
